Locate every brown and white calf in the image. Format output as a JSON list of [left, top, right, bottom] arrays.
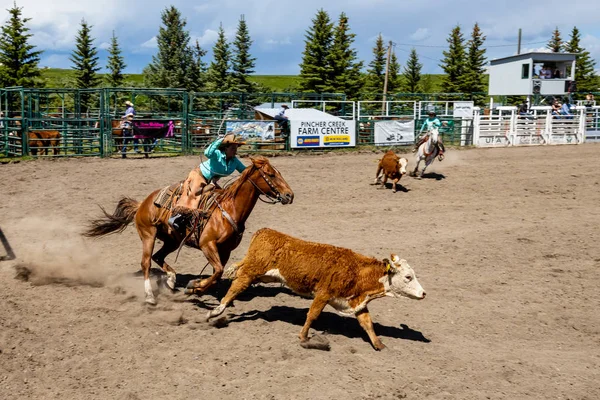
[[207, 228, 426, 350], [374, 150, 408, 192]]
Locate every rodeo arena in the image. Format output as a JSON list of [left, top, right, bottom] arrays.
[[1, 51, 599, 399]]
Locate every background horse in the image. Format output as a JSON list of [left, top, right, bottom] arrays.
[[83, 156, 294, 305], [412, 126, 441, 179]]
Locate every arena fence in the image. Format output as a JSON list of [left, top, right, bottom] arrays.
[[1, 87, 595, 158]]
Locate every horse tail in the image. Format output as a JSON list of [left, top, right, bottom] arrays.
[[83, 197, 140, 238]]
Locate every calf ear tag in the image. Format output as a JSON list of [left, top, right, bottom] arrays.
[[385, 263, 392, 274]]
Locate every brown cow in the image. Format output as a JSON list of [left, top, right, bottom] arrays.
[[207, 228, 426, 350], [28, 130, 62, 156], [374, 150, 408, 193]]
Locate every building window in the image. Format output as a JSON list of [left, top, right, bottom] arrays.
[[521, 63, 530, 79]]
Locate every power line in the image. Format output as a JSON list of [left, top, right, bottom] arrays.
[[390, 40, 547, 49]]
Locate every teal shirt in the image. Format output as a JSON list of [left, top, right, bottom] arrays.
[[199, 138, 247, 180], [420, 117, 442, 133]]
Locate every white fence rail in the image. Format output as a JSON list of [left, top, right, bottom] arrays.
[[473, 106, 586, 147]]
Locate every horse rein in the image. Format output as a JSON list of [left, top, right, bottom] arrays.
[[248, 166, 283, 204]]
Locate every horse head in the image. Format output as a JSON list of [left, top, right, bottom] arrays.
[[248, 156, 294, 204], [428, 126, 440, 144]]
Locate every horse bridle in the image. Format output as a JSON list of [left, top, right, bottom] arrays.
[[248, 165, 284, 204]]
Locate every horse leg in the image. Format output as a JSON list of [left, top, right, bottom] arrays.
[[151, 239, 179, 290], [137, 225, 158, 305], [185, 241, 225, 294], [413, 158, 421, 178]]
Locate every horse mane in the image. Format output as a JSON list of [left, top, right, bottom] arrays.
[[218, 156, 269, 201]]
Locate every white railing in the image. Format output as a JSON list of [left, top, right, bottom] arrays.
[[290, 100, 356, 120], [473, 106, 586, 147]]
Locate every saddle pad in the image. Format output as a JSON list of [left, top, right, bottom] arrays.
[[153, 181, 183, 209]]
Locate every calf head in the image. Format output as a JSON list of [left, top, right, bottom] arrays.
[[398, 157, 408, 175], [380, 254, 425, 300]]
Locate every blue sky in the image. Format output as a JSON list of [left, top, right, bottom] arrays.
[[5, 0, 600, 75]]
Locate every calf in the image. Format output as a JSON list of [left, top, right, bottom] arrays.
[[29, 130, 61, 156], [374, 150, 408, 192], [208, 228, 426, 350]]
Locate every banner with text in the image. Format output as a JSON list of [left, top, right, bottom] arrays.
[[226, 121, 275, 142], [291, 120, 356, 148], [374, 120, 415, 146]]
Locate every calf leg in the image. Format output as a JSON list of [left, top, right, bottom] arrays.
[[392, 177, 399, 193], [299, 294, 329, 342], [206, 273, 254, 320], [374, 165, 383, 185], [356, 308, 385, 350]]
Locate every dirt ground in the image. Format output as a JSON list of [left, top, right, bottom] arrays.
[[1, 144, 599, 400]]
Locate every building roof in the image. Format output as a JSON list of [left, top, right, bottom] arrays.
[[490, 51, 577, 65], [255, 107, 344, 121]]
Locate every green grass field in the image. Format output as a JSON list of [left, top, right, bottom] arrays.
[[38, 68, 450, 93]]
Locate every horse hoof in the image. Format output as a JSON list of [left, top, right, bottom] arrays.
[[166, 275, 176, 290], [145, 296, 157, 306], [183, 288, 195, 295]]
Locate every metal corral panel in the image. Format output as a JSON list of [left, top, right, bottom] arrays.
[[255, 108, 344, 121]]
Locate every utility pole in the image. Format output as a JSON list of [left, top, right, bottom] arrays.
[[517, 28, 522, 55], [382, 40, 393, 114]]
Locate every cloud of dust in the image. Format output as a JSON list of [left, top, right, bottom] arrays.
[[7, 216, 110, 287]]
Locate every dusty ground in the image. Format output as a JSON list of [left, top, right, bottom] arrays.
[[1, 144, 599, 400]]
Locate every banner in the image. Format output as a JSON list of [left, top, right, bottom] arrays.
[[226, 121, 276, 141], [290, 120, 356, 148], [453, 101, 475, 118], [374, 120, 415, 146], [133, 120, 174, 139]]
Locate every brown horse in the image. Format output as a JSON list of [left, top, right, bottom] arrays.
[[83, 156, 294, 304]]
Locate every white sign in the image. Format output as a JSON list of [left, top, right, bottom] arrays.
[[374, 120, 415, 146], [453, 101, 474, 118], [290, 120, 356, 148]]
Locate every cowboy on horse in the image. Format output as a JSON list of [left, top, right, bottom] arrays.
[[168, 133, 247, 232], [413, 111, 446, 159]]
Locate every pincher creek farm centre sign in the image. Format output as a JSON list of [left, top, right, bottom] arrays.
[[291, 119, 356, 148]]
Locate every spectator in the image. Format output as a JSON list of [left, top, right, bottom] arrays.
[[585, 93, 595, 108], [121, 100, 138, 158], [274, 104, 290, 137], [552, 68, 561, 79]]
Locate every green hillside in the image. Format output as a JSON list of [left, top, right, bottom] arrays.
[[38, 68, 450, 93]]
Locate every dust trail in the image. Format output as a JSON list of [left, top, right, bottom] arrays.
[[7, 216, 109, 287]]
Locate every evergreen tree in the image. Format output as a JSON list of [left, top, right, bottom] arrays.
[[206, 23, 231, 92], [0, 2, 43, 88], [105, 31, 126, 87], [143, 6, 196, 90], [387, 50, 401, 93], [420, 74, 434, 93], [401, 48, 422, 93], [70, 19, 101, 89], [326, 12, 363, 97], [298, 9, 334, 93], [462, 22, 487, 101], [365, 34, 387, 93], [189, 39, 208, 92], [564, 26, 598, 93], [231, 15, 256, 93], [547, 27, 563, 52], [440, 25, 466, 93]]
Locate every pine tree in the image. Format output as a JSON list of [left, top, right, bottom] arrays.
[[420, 74, 434, 93], [105, 31, 126, 87], [440, 25, 466, 93], [401, 48, 422, 93], [143, 6, 196, 90], [231, 15, 256, 93], [462, 23, 487, 101], [0, 2, 43, 88], [365, 34, 387, 93], [206, 23, 231, 92], [547, 27, 563, 52], [387, 51, 401, 93], [299, 9, 334, 93], [564, 26, 598, 93], [70, 19, 101, 89], [326, 12, 363, 97], [189, 39, 208, 92]]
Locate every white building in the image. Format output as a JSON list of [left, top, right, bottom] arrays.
[[488, 52, 577, 100]]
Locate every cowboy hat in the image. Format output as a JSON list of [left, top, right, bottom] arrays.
[[221, 134, 246, 146], [281, 104, 289, 108], [125, 100, 134, 107]]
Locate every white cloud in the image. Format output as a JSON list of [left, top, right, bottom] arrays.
[[410, 28, 430, 42], [140, 36, 157, 49], [99, 42, 111, 50], [39, 53, 71, 69], [192, 29, 219, 46], [265, 37, 291, 46]]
